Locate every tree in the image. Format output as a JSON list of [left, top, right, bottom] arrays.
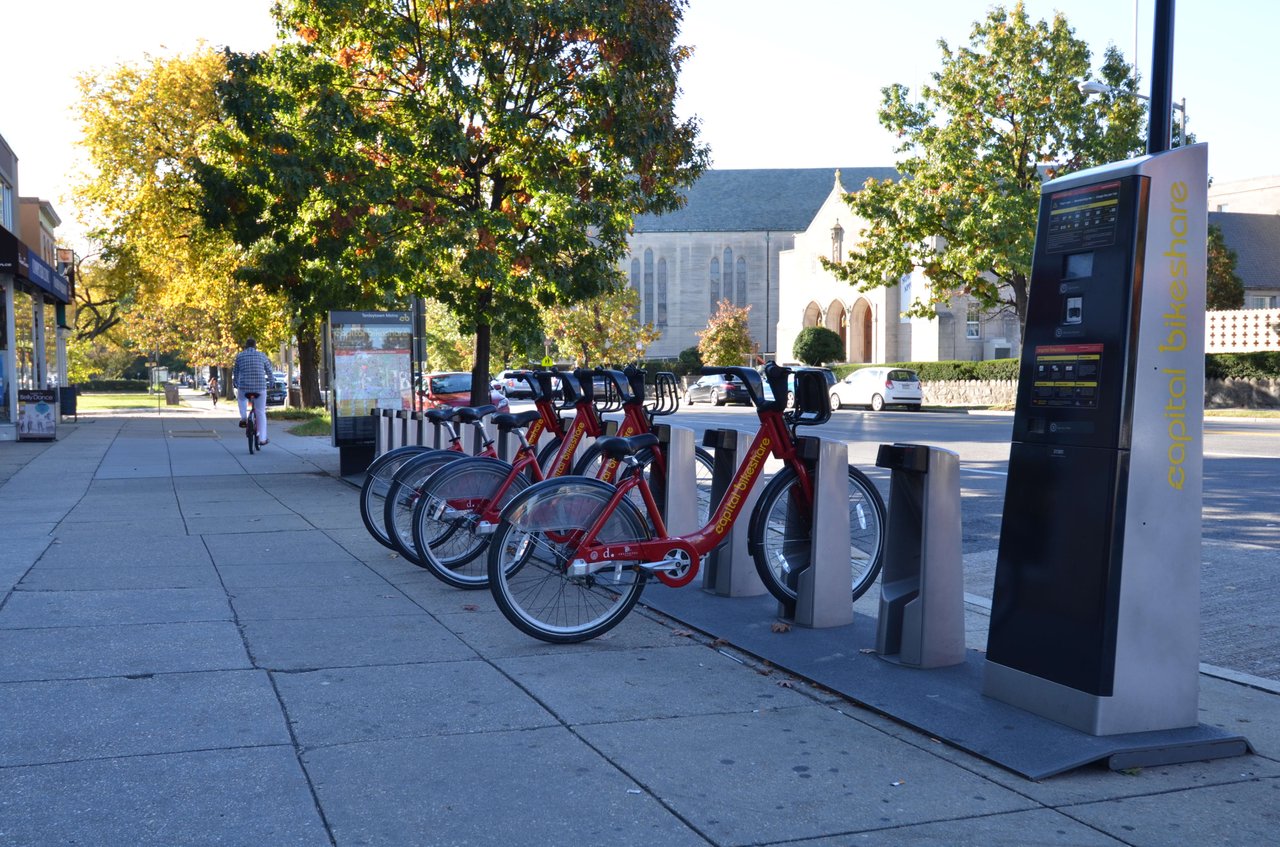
[[792, 326, 844, 365], [198, 0, 708, 405], [826, 3, 1145, 339], [1206, 224, 1245, 311], [541, 284, 659, 366], [72, 49, 292, 375], [697, 300, 753, 366]]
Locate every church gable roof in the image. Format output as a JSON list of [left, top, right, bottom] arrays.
[[1209, 212, 1280, 290], [633, 167, 897, 234]]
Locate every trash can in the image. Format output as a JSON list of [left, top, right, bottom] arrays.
[[163, 383, 181, 405], [873, 443, 965, 668], [59, 385, 78, 420]]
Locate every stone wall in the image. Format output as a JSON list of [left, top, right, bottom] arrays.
[[919, 378, 1280, 408]]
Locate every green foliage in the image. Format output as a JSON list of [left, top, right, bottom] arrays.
[[1206, 353, 1280, 380], [678, 345, 704, 375], [542, 284, 658, 366], [792, 326, 845, 366], [198, 0, 708, 402], [827, 3, 1145, 337], [697, 300, 754, 366], [833, 359, 1020, 381], [1206, 224, 1245, 311], [76, 380, 152, 392]]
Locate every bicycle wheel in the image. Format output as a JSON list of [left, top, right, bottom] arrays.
[[748, 464, 886, 606], [488, 477, 650, 643], [383, 451, 465, 565], [246, 410, 257, 455], [572, 443, 716, 526], [360, 446, 437, 549], [411, 456, 531, 588]]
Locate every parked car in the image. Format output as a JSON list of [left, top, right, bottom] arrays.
[[496, 369, 536, 399], [421, 371, 510, 411], [829, 367, 922, 411], [265, 380, 287, 407], [684, 373, 753, 406]]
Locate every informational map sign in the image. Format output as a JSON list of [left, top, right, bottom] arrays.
[[17, 389, 57, 441], [327, 310, 413, 447]]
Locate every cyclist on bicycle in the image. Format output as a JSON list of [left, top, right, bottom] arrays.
[[232, 337, 275, 446]]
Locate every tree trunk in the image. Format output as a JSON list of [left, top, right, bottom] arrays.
[[298, 318, 324, 409], [472, 319, 492, 406]]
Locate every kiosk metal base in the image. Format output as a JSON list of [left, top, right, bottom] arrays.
[[640, 587, 1251, 780]]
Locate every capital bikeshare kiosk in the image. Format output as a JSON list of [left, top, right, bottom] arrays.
[[984, 143, 1208, 735]]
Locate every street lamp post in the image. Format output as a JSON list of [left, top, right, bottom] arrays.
[[1080, 80, 1188, 146]]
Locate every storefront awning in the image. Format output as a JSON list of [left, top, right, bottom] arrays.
[[0, 225, 71, 304]]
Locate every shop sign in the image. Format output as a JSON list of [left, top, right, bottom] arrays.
[[17, 389, 57, 441]]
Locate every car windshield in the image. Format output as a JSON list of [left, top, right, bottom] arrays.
[[887, 370, 918, 382], [430, 374, 473, 393]]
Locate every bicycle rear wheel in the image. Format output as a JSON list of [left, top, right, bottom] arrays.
[[360, 446, 437, 549], [383, 451, 465, 565], [411, 457, 531, 588], [748, 464, 886, 606], [488, 477, 650, 643], [246, 410, 257, 455]]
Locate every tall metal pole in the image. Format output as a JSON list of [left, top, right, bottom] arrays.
[[1147, 0, 1176, 155]]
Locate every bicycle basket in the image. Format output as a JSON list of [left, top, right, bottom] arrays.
[[647, 372, 680, 417], [789, 368, 832, 428]]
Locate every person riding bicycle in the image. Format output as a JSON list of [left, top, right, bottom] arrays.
[[232, 337, 274, 446]]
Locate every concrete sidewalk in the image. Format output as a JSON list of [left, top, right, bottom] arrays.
[[0, 407, 1276, 846]]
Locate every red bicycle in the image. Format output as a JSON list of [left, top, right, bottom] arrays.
[[485, 363, 886, 643]]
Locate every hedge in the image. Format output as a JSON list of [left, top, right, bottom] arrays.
[[1204, 352, 1280, 380], [77, 379, 151, 392]]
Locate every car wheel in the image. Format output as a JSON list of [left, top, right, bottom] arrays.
[[684, 390, 694, 405], [871, 393, 885, 412], [711, 389, 723, 406], [829, 391, 842, 411]]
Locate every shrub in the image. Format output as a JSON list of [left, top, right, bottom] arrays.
[[1206, 352, 1280, 380], [792, 327, 844, 366]]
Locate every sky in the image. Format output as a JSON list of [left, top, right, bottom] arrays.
[[4, 0, 1278, 250]]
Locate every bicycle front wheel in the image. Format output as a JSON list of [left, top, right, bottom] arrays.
[[360, 446, 437, 549], [383, 451, 465, 565], [748, 464, 886, 606], [246, 411, 257, 455], [488, 477, 650, 643], [411, 456, 530, 588]]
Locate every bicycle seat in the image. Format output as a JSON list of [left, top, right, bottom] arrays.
[[244, 392, 260, 399], [454, 405, 497, 423], [594, 433, 659, 461], [492, 410, 540, 432], [425, 408, 456, 424]]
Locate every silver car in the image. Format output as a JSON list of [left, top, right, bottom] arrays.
[[830, 367, 923, 411]]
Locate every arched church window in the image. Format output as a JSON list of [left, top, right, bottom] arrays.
[[657, 258, 668, 327], [735, 256, 747, 308], [630, 258, 642, 322], [709, 258, 720, 313], [643, 249, 654, 326]]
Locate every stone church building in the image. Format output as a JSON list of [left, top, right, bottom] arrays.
[[624, 168, 1023, 364]]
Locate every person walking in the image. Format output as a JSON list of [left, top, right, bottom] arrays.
[[232, 338, 275, 446], [207, 373, 219, 407]]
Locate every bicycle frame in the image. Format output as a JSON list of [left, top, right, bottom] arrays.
[[560, 408, 813, 587]]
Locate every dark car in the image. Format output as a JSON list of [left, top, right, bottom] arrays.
[[265, 380, 287, 407], [684, 373, 753, 406], [786, 367, 836, 408], [422, 371, 510, 411]]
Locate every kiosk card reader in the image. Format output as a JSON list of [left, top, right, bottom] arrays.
[[984, 144, 1208, 735]]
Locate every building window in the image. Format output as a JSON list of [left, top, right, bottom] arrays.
[[0, 179, 13, 230], [656, 258, 668, 327], [643, 249, 654, 326], [966, 304, 981, 339], [1250, 295, 1278, 309], [630, 258, 642, 322], [709, 258, 720, 313], [735, 256, 747, 308]]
